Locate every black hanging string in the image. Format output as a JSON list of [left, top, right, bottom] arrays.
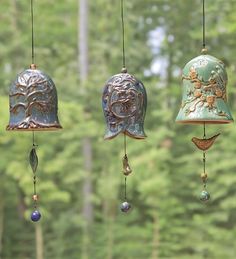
[[203, 122, 206, 139], [32, 131, 35, 146], [31, 0, 35, 64], [203, 122, 206, 188], [124, 177, 127, 200], [202, 0, 206, 48], [120, 0, 126, 68], [124, 134, 127, 200], [121, 0, 128, 202], [30, 0, 38, 209], [124, 134, 127, 155]]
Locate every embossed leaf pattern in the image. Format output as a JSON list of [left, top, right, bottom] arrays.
[[29, 148, 38, 173]]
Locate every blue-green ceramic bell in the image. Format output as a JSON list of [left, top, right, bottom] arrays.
[[102, 69, 147, 140], [7, 64, 62, 131], [176, 52, 234, 124]]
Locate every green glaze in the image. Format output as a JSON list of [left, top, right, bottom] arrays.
[[199, 190, 210, 202], [176, 54, 234, 124]]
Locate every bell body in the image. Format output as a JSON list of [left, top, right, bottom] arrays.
[[102, 72, 147, 139], [176, 54, 233, 124], [7, 67, 62, 131]]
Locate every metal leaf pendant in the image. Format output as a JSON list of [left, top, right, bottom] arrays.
[[29, 148, 38, 173], [122, 154, 132, 176]]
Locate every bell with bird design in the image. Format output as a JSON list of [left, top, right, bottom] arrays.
[[176, 0, 234, 202], [176, 50, 234, 202], [176, 53, 233, 124]]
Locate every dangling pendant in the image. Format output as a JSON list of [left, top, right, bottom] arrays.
[[120, 175, 131, 213], [29, 138, 41, 222], [122, 154, 132, 176], [199, 171, 210, 202], [120, 201, 131, 212], [200, 190, 210, 201], [31, 210, 41, 222], [192, 124, 218, 202]]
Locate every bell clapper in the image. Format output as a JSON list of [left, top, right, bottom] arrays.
[[120, 134, 131, 213], [199, 122, 210, 202], [123, 154, 132, 176], [30, 131, 41, 222]]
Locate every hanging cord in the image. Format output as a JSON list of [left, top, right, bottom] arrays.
[[31, 0, 35, 64], [124, 134, 127, 200], [124, 177, 127, 200], [32, 131, 35, 146], [203, 122, 206, 188], [202, 0, 206, 49], [120, 0, 126, 68], [32, 132, 37, 194], [124, 133, 127, 155]]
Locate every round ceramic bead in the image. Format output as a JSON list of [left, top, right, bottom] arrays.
[[201, 173, 208, 181], [31, 210, 41, 222], [32, 194, 39, 201], [199, 190, 210, 202], [120, 201, 131, 213]]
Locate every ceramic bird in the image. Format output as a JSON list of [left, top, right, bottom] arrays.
[[192, 133, 220, 151]]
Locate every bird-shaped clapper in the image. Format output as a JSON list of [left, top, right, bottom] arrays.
[[102, 0, 147, 212], [176, 0, 233, 201]]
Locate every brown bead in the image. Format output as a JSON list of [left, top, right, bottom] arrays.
[[121, 67, 127, 73], [30, 63, 37, 69], [201, 173, 208, 181], [201, 48, 208, 54], [32, 194, 39, 201]]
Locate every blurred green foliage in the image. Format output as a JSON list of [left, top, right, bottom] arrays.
[[0, 0, 236, 258]]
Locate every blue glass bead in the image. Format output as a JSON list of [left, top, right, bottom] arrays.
[[120, 201, 131, 213], [199, 190, 210, 202], [31, 210, 41, 222]]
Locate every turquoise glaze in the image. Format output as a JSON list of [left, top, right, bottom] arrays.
[[176, 54, 233, 124]]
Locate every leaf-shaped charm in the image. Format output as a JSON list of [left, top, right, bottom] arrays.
[[29, 148, 38, 173]]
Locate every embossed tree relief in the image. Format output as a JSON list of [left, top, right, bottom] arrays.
[[7, 70, 55, 130]]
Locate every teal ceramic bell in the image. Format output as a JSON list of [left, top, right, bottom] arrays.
[[102, 69, 147, 140], [7, 64, 62, 131], [176, 51, 234, 124]]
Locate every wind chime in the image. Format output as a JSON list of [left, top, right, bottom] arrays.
[[176, 0, 233, 201], [7, 0, 62, 221], [102, 0, 147, 212]]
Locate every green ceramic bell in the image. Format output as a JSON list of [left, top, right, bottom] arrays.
[[176, 51, 234, 124]]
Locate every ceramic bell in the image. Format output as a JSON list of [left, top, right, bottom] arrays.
[[7, 64, 62, 131], [176, 53, 233, 124], [102, 70, 147, 139]]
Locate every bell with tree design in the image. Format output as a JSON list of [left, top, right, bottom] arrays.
[[7, 64, 62, 131], [6, 0, 62, 222]]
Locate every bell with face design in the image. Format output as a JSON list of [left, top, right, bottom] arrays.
[[102, 68, 147, 211], [102, 70, 147, 140], [176, 53, 233, 124]]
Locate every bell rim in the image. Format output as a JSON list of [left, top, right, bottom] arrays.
[[6, 125, 62, 131], [104, 130, 147, 140], [175, 119, 233, 125]]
